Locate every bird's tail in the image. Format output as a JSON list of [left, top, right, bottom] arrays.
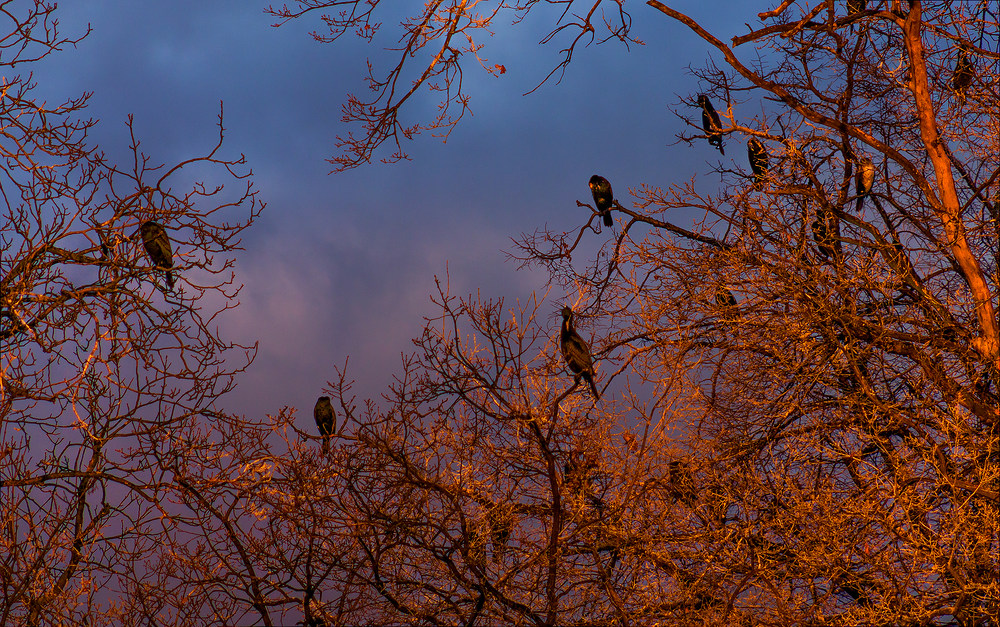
[[322, 435, 330, 455], [166, 270, 175, 290], [586, 374, 601, 401], [855, 196, 864, 212], [603, 211, 613, 227]]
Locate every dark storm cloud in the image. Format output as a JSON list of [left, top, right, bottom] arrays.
[[27, 1, 748, 420]]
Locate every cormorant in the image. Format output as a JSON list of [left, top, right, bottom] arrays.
[[589, 175, 614, 227], [952, 45, 973, 103], [140, 220, 174, 289], [666, 460, 696, 506], [747, 138, 768, 190], [314, 396, 335, 454], [715, 287, 738, 309], [812, 207, 840, 261], [697, 95, 724, 155], [714, 286, 739, 325], [560, 307, 600, 401]]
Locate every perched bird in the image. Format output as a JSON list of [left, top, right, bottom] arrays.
[[715, 287, 737, 309], [588, 175, 615, 227], [714, 287, 739, 325], [94, 222, 112, 260], [974, 368, 993, 398], [560, 306, 600, 401], [587, 494, 607, 515], [855, 155, 875, 211], [697, 94, 724, 155], [747, 138, 768, 190], [952, 45, 973, 103], [314, 396, 336, 454], [883, 238, 912, 278], [140, 220, 174, 289], [812, 207, 841, 261], [839, 577, 874, 608]]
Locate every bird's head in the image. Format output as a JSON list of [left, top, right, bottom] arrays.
[[318, 396, 330, 402], [561, 306, 573, 321], [697, 94, 708, 108], [588, 175, 604, 191]]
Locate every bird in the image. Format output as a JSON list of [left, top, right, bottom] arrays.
[[140, 220, 174, 289], [697, 95, 724, 155], [588, 175, 614, 227], [714, 287, 739, 324], [812, 207, 840, 261], [855, 155, 875, 211], [560, 306, 600, 401], [952, 45, 973, 104], [666, 460, 697, 506], [715, 287, 737, 309], [314, 396, 335, 454], [747, 138, 768, 190], [883, 239, 912, 277]]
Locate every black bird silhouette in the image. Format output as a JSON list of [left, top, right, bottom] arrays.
[[560, 306, 600, 401], [747, 138, 768, 190], [589, 175, 614, 227], [952, 45, 973, 103], [855, 155, 874, 211], [140, 221, 174, 289], [697, 95, 724, 155], [314, 396, 335, 454], [715, 286, 739, 323]]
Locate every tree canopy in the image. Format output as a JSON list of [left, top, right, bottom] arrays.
[[2, 1, 997, 625]]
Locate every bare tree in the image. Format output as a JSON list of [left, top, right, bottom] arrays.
[[264, 1, 998, 625], [0, 3, 264, 624], [9, 2, 992, 624]]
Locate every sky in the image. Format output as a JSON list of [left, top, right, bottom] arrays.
[[30, 1, 748, 424]]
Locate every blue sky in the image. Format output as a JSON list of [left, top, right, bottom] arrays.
[[31, 1, 749, 421]]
